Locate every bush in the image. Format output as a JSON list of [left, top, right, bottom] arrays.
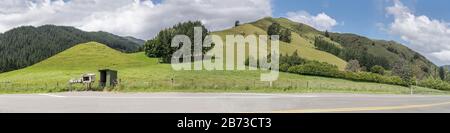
[[418, 78, 450, 91], [267, 51, 411, 87], [286, 61, 409, 87], [370, 65, 385, 75], [345, 59, 361, 72], [287, 61, 340, 77]]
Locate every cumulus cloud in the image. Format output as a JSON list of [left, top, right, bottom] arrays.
[[386, 0, 450, 65], [286, 11, 337, 31], [0, 0, 272, 39]]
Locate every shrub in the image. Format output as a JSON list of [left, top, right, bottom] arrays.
[[370, 65, 385, 75], [345, 59, 361, 72], [287, 61, 340, 77], [418, 78, 450, 91], [263, 51, 411, 87]]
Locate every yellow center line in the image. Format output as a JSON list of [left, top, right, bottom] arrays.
[[273, 101, 450, 113]]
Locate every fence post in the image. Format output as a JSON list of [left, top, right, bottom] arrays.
[[290, 80, 293, 88], [253, 80, 256, 88], [171, 78, 174, 88], [306, 81, 309, 89]]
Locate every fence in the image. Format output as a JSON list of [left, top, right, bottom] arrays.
[[0, 78, 446, 94]]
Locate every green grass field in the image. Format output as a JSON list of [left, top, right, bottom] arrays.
[[0, 42, 447, 95]]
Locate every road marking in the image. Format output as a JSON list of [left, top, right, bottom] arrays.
[[39, 94, 67, 98], [32, 93, 318, 99], [273, 101, 450, 113], [54, 96, 315, 99]]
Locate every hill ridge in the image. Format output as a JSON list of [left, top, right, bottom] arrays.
[[215, 17, 437, 79]]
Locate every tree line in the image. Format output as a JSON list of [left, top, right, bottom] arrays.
[[144, 21, 211, 63], [314, 36, 390, 70]]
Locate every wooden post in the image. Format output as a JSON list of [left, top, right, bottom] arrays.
[[253, 80, 256, 88], [290, 80, 293, 88], [306, 81, 309, 89], [171, 78, 174, 88]]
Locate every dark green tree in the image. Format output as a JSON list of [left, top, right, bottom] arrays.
[[439, 66, 446, 80], [267, 23, 281, 38], [314, 37, 341, 56], [324, 30, 330, 38], [267, 23, 291, 43], [280, 29, 292, 43], [144, 21, 211, 63], [370, 65, 385, 75], [392, 60, 414, 86]]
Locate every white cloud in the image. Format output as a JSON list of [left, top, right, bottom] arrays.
[[386, 0, 450, 65], [0, 0, 272, 39], [286, 11, 337, 31]]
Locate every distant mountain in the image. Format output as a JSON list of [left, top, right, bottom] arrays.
[[0, 25, 141, 73], [443, 65, 450, 70], [214, 17, 438, 79], [124, 36, 145, 46]]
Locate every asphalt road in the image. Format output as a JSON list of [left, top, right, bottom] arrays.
[[0, 92, 450, 113]]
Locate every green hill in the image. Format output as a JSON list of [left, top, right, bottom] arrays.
[[0, 42, 157, 84], [214, 17, 438, 79], [329, 33, 438, 79], [212, 19, 347, 70], [0, 42, 445, 94], [0, 25, 142, 73]]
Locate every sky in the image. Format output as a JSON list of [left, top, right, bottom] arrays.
[[0, 0, 450, 66]]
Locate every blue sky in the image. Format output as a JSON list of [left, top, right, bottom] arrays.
[[273, 0, 449, 40]]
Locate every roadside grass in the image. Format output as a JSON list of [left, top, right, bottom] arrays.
[[0, 42, 448, 95]]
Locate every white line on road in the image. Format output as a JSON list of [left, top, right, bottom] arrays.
[[38, 94, 67, 98]]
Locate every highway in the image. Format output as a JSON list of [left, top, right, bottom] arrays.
[[0, 92, 449, 113]]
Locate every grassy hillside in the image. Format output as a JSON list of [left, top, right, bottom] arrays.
[[0, 42, 446, 94], [329, 33, 438, 79], [212, 21, 347, 70], [215, 17, 437, 80]]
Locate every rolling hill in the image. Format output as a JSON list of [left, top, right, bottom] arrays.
[[212, 19, 347, 70], [213, 17, 438, 79], [0, 25, 142, 73], [0, 42, 444, 94]]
